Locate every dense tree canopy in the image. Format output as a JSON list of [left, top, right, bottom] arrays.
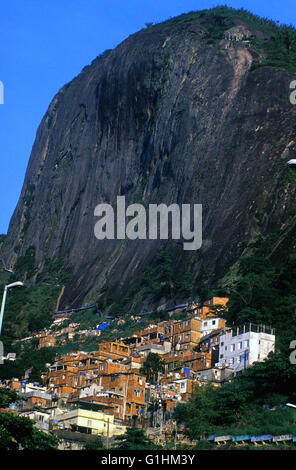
[[172, 234, 296, 440], [112, 427, 160, 450], [0, 388, 59, 450], [140, 352, 165, 384]]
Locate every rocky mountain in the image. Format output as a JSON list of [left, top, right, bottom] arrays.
[[2, 7, 296, 312]]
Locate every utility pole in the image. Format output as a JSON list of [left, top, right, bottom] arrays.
[[122, 380, 127, 423], [174, 420, 177, 450], [106, 417, 110, 449]]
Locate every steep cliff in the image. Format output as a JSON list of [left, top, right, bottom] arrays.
[[3, 8, 296, 312]]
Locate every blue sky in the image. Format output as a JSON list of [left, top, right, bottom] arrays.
[[0, 0, 295, 234]]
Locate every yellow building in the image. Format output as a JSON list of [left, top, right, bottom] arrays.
[[54, 408, 126, 438]]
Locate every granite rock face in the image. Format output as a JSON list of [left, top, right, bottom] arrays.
[[3, 12, 296, 310]]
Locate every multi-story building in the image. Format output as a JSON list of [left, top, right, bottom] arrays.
[[53, 407, 126, 439], [38, 334, 56, 349], [200, 317, 226, 338], [218, 323, 275, 373], [135, 342, 171, 357], [168, 318, 202, 351], [96, 342, 130, 361], [69, 370, 147, 423], [194, 297, 229, 319], [97, 371, 146, 420], [164, 350, 213, 383]]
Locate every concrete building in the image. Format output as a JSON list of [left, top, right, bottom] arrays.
[[218, 323, 275, 374], [193, 297, 229, 319], [136, 342, 171, 357], [53, 407, 126, 438], [19, 408, 52, 433], [38, 334, 56, 349], [200, 317, 226, 338], [169, 318, 202, 351]]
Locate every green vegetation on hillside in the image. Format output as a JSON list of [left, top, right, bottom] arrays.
[[101, 249, 194, 316], [172, 232, 296, 441], [0, 389, 59, 450], [112, 427, 160, 450], [1, 282, 60, 341], [218, 233, 296, 354], [140, 352, 165, 384], [173, 353, 296, 443], [0, 342, 57, 383], [142, 249, 193, 300], [0, 248, 70, 344], [155, 6, 296, 75]]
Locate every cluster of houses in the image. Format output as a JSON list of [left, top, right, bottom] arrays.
[[0, 296, 277, 449]]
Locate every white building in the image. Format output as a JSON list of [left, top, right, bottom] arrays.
[[137, 342, 171, 357], [19, 409, 52, 433], [200, 317, 224, 337], [217, 324, 275, 374]]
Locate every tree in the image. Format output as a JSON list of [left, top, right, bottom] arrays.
[[0, 389, 59, 450], [172, 348, 296, 441], [0, 389, 20, 409], [21, 426, 59, 451], [221, 235, 296, 356], [174, 384, 221, 439], [140, 352, 165, 384], [84, 437, 105, 450], [112, 427, 159, 450]]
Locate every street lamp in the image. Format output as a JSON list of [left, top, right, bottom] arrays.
[[287, 159, 296, 168], [0, 281, 24, 336]]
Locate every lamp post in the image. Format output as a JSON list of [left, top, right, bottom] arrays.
[[287, 159, 296, 168], [0, 281, 24, 336]]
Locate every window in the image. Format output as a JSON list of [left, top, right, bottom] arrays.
[[239, 342, 242, 350], [212, 320, 216, 325], [231, 344, 235, 352]]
